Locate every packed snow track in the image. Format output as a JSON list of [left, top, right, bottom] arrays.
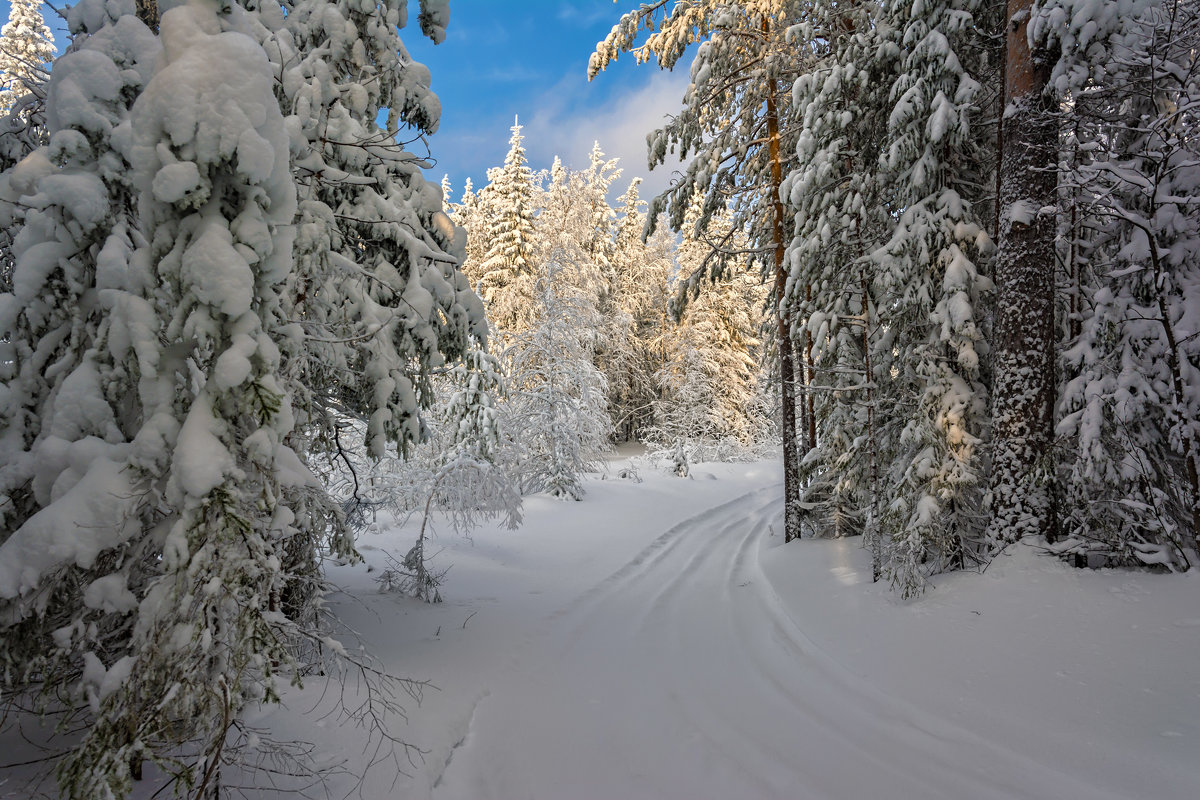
[[422, 484, 1138, 800]]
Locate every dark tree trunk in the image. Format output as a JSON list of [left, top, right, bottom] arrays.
[[988, 0, 1059, 544], [764, 19, 802, 543]]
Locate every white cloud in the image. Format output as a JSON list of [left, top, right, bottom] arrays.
[[522, 69, 691, 204]]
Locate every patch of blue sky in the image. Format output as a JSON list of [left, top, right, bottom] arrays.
[[405, 0, 690, 202], [7, 1, 689, 201]]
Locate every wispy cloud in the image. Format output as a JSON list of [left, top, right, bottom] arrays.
[[523, 69, 691, 203], [555, 2, 619, 29]]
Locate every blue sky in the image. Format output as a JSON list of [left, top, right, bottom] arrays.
[[8, 1, 690, 200], [405, 0, 690, 202]]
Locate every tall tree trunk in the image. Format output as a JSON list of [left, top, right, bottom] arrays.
[[862, 269, 880, 579], [988, 0, 1058, 545], [764, 18, 802, 543], [805, 284, 816, 452]]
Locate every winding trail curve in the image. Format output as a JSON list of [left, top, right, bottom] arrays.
[[429, 484, 1130, 800]]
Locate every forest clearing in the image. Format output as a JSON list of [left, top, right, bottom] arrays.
[[1, 1, 1197, 797]]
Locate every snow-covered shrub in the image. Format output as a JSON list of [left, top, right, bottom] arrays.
[[502, 257, 613, 500]]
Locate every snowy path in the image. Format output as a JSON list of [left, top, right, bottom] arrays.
[[420, 483, 1137, 800], [4, 462, 1196, 800], [260, 460, 1200, 800]]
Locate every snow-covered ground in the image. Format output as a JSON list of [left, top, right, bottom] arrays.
[[6, 457, 1199, 799]]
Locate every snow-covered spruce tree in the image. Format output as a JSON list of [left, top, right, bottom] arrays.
[[781, 0, 1000, 593], [0, 1, 305, 795], [0, 0, 55, 117], [502, 254, 613, 500], [1037, 0, 1200, 567], [0, 0, 161, 722], [250, 0, 487, 614], [470, 118, 539, 336], [591, 0, 810, 539], [868, 0, 1000, 595], [0, 0, 484, 794], [784, 1, 894, 545]]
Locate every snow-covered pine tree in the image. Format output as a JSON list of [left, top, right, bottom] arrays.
[[591, 0, 809, 539], [472, 118, 539, 336], [0, 0, 55, 117], [986, 0, 1060, 546], [1037, 0, 1200, 568]]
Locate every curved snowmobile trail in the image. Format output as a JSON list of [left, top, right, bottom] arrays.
[[428, 485, 1129, 800]]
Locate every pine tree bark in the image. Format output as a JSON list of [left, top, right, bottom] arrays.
[[988, 0, 1058, 544], [135, 0, 158, 30], [764, 18, 802, 543]]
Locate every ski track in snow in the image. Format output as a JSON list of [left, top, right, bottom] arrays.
[[428, 485, 1132, 800]]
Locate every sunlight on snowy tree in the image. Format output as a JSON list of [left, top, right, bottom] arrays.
[[592, 0, 811, 540], [469, 118, 539, 336], [0, 0, 54, 117], [649, 201, 769, 460], [779, 0, 1004, 594], [868, 0, 1000, 595], [605, 179, 674, 441], [502, 255, 613, 500]]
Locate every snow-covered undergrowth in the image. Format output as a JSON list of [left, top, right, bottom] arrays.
[[4, 458, 1196, 799]]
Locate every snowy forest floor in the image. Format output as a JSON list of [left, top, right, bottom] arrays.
[[5, 455, 1199, 799]]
